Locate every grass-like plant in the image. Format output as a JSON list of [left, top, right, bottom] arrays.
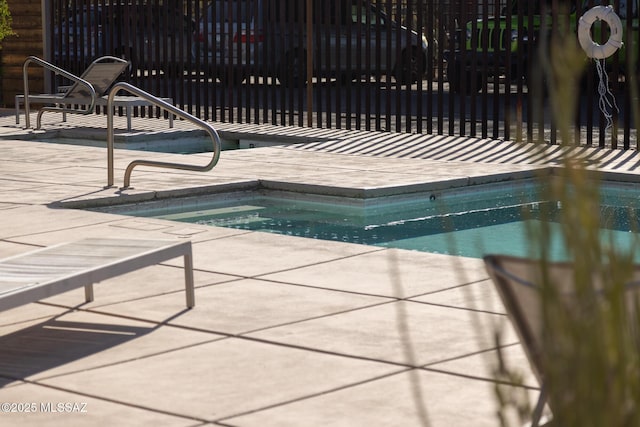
[[492, 7, 640, 426]]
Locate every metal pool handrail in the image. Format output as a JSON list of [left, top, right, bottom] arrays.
[[22, 56, 97, 130], [106, 82, 222, 188]]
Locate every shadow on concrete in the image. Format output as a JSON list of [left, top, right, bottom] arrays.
[[0, 316, 154, 387]]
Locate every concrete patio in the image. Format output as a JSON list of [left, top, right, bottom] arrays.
[[1, 110, 638, 426]]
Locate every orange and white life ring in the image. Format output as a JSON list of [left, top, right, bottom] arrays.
[[578, 6, 623, 59]]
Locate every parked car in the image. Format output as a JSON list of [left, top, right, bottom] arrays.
[[191, 0, 255, 85], [192, 0, 430, 86], [445, 0, 639, 94], [53, 3, 195, 73]]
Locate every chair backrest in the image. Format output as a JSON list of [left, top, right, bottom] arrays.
[[65, 56, 130, 98], [484, 255, 548, 383], [483, 254, 640, 384]]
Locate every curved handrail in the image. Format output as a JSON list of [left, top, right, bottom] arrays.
[[22, 56, 97, 130], [106, 82, 222, 189]]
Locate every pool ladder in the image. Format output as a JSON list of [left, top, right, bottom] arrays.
[[107, 82, 222, 189]]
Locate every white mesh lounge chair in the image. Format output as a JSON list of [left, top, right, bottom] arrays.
[[0, 238, 195, 312], [483, 254, 640, 427], [17, 56, 173, 131]]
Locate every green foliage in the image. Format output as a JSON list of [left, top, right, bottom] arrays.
[[0, 0, 13, 46]]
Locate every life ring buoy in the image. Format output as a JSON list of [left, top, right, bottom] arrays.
[[578, 5, 624, 59]]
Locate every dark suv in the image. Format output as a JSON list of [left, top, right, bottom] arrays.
[[446, 0, 638, 94]]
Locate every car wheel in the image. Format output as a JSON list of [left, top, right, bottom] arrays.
[[115, 45, 136, 68], [278, 49, 307, 87], [525, 58, 549, 99], [447, 60, 481, 95], [218, 70, 245, 86], [161, 63, 187, 77], [394, 47, 422, 85], [339, 72, 358, 84]]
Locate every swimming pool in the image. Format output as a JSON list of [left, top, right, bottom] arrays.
[[93, 179, 640, 260]]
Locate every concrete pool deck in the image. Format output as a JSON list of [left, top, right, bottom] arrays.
[[0, 111, 639, 426]]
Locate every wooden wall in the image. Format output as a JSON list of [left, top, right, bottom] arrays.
[[2, 0, 43, 107]]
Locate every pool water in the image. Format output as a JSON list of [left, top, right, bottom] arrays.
[[99, 179, 640, 260]]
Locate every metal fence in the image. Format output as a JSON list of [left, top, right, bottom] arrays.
[[47, 0, 639, 149]]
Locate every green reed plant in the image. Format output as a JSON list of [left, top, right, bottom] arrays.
[[493, 8, 640, 427]]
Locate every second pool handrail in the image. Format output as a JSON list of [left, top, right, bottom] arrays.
[[106, 82, 222, 189]]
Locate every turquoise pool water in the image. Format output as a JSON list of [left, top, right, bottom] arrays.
[[99, 179, 640, 260]]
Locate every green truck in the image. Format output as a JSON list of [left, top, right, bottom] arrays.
[[446, 0, 638, 94]]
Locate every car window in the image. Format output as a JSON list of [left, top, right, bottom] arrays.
[[579, 0, 637, 18], [268, 0, 304, 24], [316, 1, 385, 26], [352, 4, 384, 26], [617, 0, 638, 19], [511, 0, 575, 15], [66, 8, 99, 28], [210, 0, 253, 24]]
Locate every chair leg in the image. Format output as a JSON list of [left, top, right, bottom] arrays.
[[15, 95, 21, 124], [84, 283, 94, 303], [126, 106, 132, 131], [531, 386, 547, 427], [184, 251, 195, 308]]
